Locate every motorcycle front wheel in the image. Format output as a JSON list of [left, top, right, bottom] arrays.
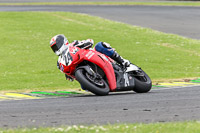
[[75, 69, 110, 96]]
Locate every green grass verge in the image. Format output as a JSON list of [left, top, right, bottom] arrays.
[[1, 121, 200, 133], [0, 12, 200, 91], [1, 1, 200, 6]]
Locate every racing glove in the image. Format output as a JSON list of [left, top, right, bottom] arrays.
[[74, 39, 94, 49], [57, 61, 60, 69]]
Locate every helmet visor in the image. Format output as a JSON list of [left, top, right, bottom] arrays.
[[51, 44, 59, 53], [51, 35, 65, 53]]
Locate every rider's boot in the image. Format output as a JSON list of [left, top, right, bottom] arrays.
[[111, 51, 131, 68]]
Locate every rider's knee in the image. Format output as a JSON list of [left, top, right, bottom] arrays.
[[94, 42, 114, 57]]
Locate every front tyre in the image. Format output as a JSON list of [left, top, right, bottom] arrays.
[[133, 69, 152, 93], [75, 69, 109, 96]]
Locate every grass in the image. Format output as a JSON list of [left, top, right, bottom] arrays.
[[1, 121, 200, 133], [0, 12, 200, 91], [1, 2, 200, 7]]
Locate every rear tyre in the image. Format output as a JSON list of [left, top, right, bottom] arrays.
[[75, 69, 109, 96], [133, 69, 152, 93]]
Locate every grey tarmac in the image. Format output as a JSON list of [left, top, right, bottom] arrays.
[[0, 86, 200, 128]]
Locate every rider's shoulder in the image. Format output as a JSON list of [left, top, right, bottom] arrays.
[[57, 55, 66, 66], [58, 53, 65, 61]]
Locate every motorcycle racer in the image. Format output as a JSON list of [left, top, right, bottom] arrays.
[[50, 34, 131, 81]]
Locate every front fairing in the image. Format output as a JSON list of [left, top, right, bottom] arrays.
[[57, 44, 79, 75]]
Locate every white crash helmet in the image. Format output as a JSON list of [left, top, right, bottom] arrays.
[[50, 34, 69, 56]]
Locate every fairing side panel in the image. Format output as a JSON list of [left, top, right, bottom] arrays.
[[83, 50, 117, 91]]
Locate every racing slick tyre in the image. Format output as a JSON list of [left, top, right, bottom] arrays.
[[75, 69, 109, 96]]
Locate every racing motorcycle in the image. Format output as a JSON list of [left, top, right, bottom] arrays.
[[62, 43, 152, 96]]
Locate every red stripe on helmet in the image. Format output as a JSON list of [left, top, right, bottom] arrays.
[[51, 41, 56, 47], [50, 37, 56, 46]]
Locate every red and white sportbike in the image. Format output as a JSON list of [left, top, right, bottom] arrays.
[[60, 43, 152, 96]]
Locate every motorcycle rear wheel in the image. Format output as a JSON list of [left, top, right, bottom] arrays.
[[75, 69, 110, 96]]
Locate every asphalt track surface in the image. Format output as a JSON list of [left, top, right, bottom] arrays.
[[0, 86, 200, 128], [0, 4, 200, 127]]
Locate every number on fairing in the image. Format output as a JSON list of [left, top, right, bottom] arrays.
[[64, 48, 73, 66]]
